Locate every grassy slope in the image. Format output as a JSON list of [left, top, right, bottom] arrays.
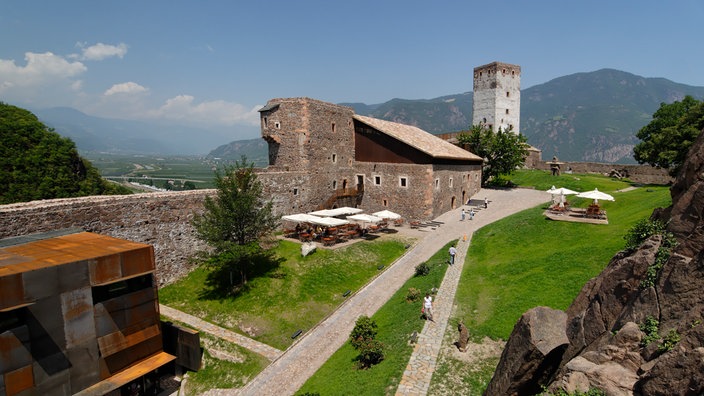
[[160, 237, 410, 350], [427, 170, 672, 395], [298, 241, 454, 396]]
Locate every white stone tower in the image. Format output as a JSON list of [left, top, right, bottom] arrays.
[[472, 62, 521, 133]]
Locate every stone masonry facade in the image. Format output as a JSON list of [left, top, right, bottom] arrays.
[[0, 190, 212, 286], [473, 61, 521, 133], [257, 97, 483, 220]]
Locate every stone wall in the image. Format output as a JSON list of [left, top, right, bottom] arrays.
[[0, 190, 214, 286], [533, 159, 672, 185]]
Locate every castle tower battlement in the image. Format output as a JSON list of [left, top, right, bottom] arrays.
[[472, 62, 521, 133]]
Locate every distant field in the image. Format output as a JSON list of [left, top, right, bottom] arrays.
[[83, 152, 220, 189]]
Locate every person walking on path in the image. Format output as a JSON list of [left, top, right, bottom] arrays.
[[448, 245, 457, 265], [469, 208, 475, 220], [460, 208, 465, 221], [423, 293, 434, 321], [484, 197, 489, 208]]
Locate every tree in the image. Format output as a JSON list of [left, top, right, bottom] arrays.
[[0, 102, 130, 204], [191, 156, 279, 293], [349, 315, 384, 368], [456, 124, 529, 186], [633, 95, 704, 177]]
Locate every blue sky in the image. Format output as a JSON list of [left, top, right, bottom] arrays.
[[1, 0, 702, 141]]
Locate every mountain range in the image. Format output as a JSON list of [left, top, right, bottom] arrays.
[[33, 69, 704, 163]]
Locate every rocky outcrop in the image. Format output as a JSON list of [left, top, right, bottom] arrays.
[[486, 131, 704, 396], [484, 307, 568, 396]]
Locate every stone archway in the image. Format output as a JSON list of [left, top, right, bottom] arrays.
[[451, 196, 456, 209]]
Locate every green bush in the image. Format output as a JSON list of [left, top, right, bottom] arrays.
[[349, 315, 384, 368], [640, 315, 660, 347], [414, 262, 430, 276], [624, 218, 668, 252], [658, 328, 681, 352], [406, 287, 421, 302]]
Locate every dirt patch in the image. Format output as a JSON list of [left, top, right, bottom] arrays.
[[428, 334, 505, 395], [448, 336, 504, 364]]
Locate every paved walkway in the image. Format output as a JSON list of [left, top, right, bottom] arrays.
[[395, 229, 471, 395], [189, 188, 549, 396], [160, 305, 283, 362]]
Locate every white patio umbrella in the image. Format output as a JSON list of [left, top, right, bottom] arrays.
[[347, 214, 383, 224], [576, 188, 615, 204], [546, 187, 579, 207], [372, 210, 401, 220], [309, 207, 363, 217], [309, 217, 349, 227], [333, 206, 364, 216], [282, 213, 323, 223], [308, 209, 338, 217]]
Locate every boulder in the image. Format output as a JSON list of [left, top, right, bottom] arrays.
[[456, 322, 470, 352], [485, 307, 568, 396]]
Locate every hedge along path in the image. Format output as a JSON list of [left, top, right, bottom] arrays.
[[204, 188, 550, 396]]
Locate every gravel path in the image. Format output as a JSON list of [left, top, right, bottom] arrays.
[[195, 188, 549, 396]]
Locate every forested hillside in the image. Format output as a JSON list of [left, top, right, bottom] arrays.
[[0, 102, 130, 204]]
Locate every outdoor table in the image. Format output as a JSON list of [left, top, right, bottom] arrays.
[[299, 232, 312, 242]]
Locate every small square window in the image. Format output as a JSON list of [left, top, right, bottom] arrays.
[[399, 177, 407, 187], [332, 154, 337, 163], [331, 123, 336, 133], [374, 176, 381, 185], [383, 199, 388, 207], [449, 177, 453, 188], [332, 180, 337, 189], [274, 121, 281, 129], [506, 109, 509, 115], [293, 188, 298, 196], [506, 91, 510, 97], [434, 179, 439, 189]]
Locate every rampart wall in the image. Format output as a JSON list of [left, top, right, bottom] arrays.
[[533, 160, 672, 185], [0, 190, 214, 286]]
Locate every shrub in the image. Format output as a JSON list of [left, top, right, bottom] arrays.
[[406, 287, 421, 302], [349, 315, 384, 368], [355, 338, 385, 368], [623, 218, 668, 252], [658, 328, 681, 352], [639, 316, 660, 347], [624, 218, 678, 289], [349, 315, 378, 349], [414, 262, 430, 277]]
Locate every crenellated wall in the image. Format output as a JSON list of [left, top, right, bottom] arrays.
[[0, 190, 214, 286]]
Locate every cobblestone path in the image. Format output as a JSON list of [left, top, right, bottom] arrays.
[[159, 305, 283, 362]]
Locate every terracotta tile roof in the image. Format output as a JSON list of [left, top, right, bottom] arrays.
[[353, 115, 482, 161]]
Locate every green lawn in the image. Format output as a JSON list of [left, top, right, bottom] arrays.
[[455, 180, 671, 340], [162, 169, 673, 395], [297, 241, 454, 396], [159, 236, 412, 350], [427, 171, 672, 395]]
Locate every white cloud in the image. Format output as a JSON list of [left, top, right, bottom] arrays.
[[104, 82, 148, 96], [0, 52, 87, 106], [0, 52, 86, 88], [147, 95, 261, 126], [75, 42, 128, 61]]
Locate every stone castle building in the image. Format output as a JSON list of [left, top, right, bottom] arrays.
[[473, 61, 521, 133], [257, 97, 483, 220]]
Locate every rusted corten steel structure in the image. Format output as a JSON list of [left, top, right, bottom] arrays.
[[0, 230, 175, 396]]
